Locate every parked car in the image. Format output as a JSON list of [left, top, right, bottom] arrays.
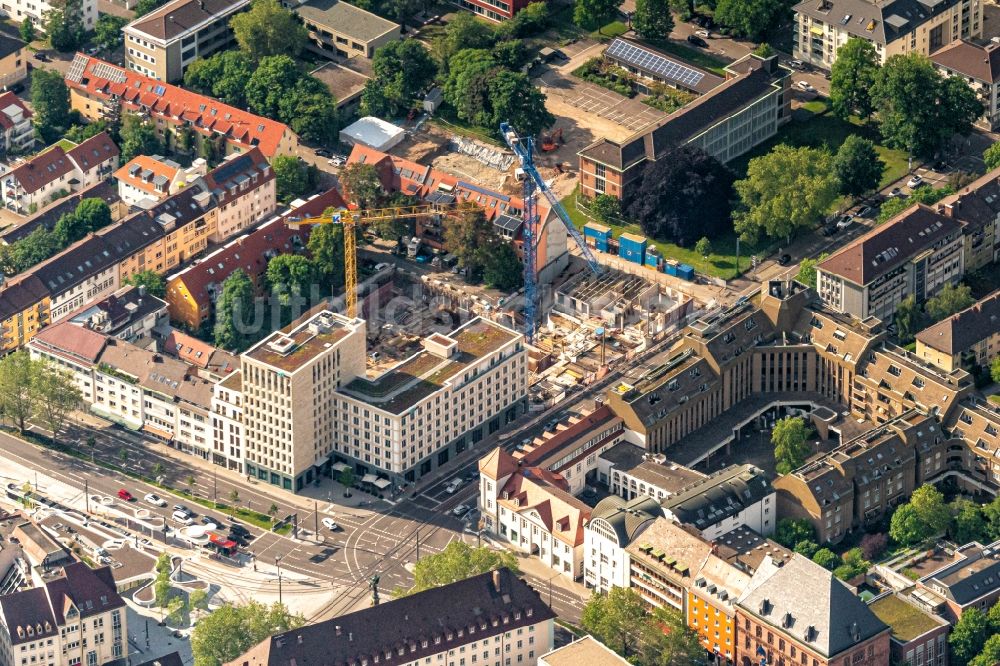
[[907, 175, 924, 189], [788, 59, 805, 69], [173, 504, 192, 516], [855, 205, 872, 218], [117, 489, 134, 501], [795, 81, 816, 93], [777, 253, 792, 266], [888, 187, 903, 198], [321, 517, 341, 531], [2, 83, 24, 94], [229, 523, 252, 539], [172, 510, 194, 525], [328, 157, 344, 167], [836, 214, 854, 230], [452, 504, 471, 517], [695, 29, 710, 38], [144, 493, 166, 507], [687, 35, 708, 47], [200, 516, 219, 527], [314, 148, 331, 157], [445, 478, 463, 494], [933, 160, 948, 172], [34, 52, 49, 62]]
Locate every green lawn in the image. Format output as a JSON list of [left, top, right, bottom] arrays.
[[561, 189, 776, 279], [591, 20, 628, 42], [643, 40, 729, 77], [40, 138, 78, 154]]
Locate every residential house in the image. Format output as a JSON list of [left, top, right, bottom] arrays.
[[910, 540, 1000, 622], [0, 274, 50, 353], [0, 181, 124, 247], [114, 154, 208, 205], [916, 289, 1000, 372], [937, 167, 1000, 272], [288, 0, 400, 60], [0, 34, 25, 91], [539, 636, 629, 666], [162, 329, 237, 380], [478, 447, 590, 579], [211, 369, 243, 472], [1, 0, 97, 33], [793, 0, 981, 70], [1, 132, 120, 213], [224, 568, 554, 666], [0, 562, 126, 666], [583, 494, 661, 593], [164, 188, 343, 329], [0, 90, 31, 156], [578, 53, 790, 200], [932, 40, 1000, 130], [627, 518, 713, 615], [66, 284, 169, 345], [124, 0, 253, 82], [660, 464, 776, 540], [66, 55, 300, 160], [201, 149, 276, 242], [868, 593, 950, 666], [817, 204, 965, 322], [735, 554, 891, 666]]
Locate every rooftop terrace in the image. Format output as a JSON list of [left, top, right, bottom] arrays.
[[243, 311, 358, 373]]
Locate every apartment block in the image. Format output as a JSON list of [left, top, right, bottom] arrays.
[[0, 181, 124, 247], [241, 311, 367, 492], [65, 284, 169, 346], [0, 275, 50, 354], [578, 53, 790, 200], [932, 40, 1000, 130], [478, 448, 590, 579], [0, 562, 125, 666], [583, 495, 660, 593], [225, 568, 554, 666], [916, 289, 1000, 372], [944, 398, 1000, 489], [627, 518, 713, 615], [124, 0, 252, 82], [598, 444, 706, 502], [0, 0, 97, 33], [66, 55, 299, 160], [793, 0, 981, 70], [735, 554, 891, 666], [660, 464, 775, 540], [0, 34, 25, 91], [290, 0, 400, 60], [211, 370, 244, 472], [114, 154, 208, 205], [937, 168, 1000, 272], [910, 539, 1000, 622], [817, 204, 964, 322], [0, 90, 33, 156], [1, 132, 119, 213]]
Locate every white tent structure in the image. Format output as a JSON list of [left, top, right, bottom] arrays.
[[339, 116, 406, 151]]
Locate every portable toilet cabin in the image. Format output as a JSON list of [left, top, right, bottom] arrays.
[[645, 246, 662, 270]]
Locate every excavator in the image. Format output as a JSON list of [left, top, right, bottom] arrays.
[[540, 127, 563, 152]]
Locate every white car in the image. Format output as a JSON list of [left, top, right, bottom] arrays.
[[321, 517, 340, 531], [695, 29, 710, 38], [172, 510, 194, 525], [328, 157, 344, 167], [788, 59, 805, 69], [836, 214, 854, 230], [907, 175, 924, 188], [445, 479, 463, 495], [144, 493, 167, 507], [452, 504, 471, 517], [795, 81, 816, 93]]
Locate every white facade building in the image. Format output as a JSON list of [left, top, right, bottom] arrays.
[[583, 495, 660, 593], [660, 464, 776, 540], [1, 0, 97, 33]]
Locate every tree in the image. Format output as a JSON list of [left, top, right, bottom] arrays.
[[444, 208, 494, 280], [339, 467, 355, 496], [950, 499, 987, 545], [633, 0, 673, 40], [189, 589, 209, 614], [33, 362, 82, 440], [405, 542, 519, 595], [85, 435, 96, 461], [433, 11, 495, 70], [992, 356, 1000, 385], [488, 70, 553, 139], [214, 269, 257, 351], [167, 596, 187, 625], [910, 484, 951, 536], [890, 503, 926, 546], [0, 351, 39, 433], [94, 14, 128, 50], [970, 634, 1000, 666], [894, 295, 926, 344], [926, 282, 974, 321], [307, 223, 345, 291], [124, 270, 167, 298], [983, 142, 1000, 171], [834, 135, 884, 197], [183, 51, 254, 107], [581, 587, 647, 657], [191, 601, 304, 666], [794, 540, 819, 557], [227, 489, 240, 517], [573, 0, 622, 31], [278, 76, 340, 145], [272, 156, 312, 202], [31, 69, 72, 143], [119, 447, 129, 465], [875, 196, 912, 225], [120, 114, 163, 162], [796, 252, 828, 289], [734, 145, 840, 243], [590, 194, 621, 224], [134, 0, 167, 16], [627, 146, 735, 247], [951, 607, 991, 666], [154, 576, 171, 608], [245, 55, 302, 120], [363, 40, 437, 117], [443, 49, 497, 127], [859, 532, 888, 561], [266, 255, 315, 308], [753, 43, 775, 58], [45, 0, 86, 52], [829, 38, 879, 120], [772, 416, 811, 475], [483, 242, 523, 291], [713, 0, 784, 41], [339, 163, 384, 208], [873, 54, 982, 159], [490, 39, 530, 70], [640, 606, 705, 665], [695, 237, 712, 259], [230, 0, 307, 61], [775, 518, 816, 548], [812, 547, 840, 570], [20, 17, 35, 42]]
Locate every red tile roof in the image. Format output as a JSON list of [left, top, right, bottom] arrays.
[[65, 54, 295, 158], [0, 91, 31, 131], [66, 131, 119, 171], [114, 155, 179, 196], [30, 320, 108, 363], [163, 329, 218, 368], [8, 147, 76, 195]]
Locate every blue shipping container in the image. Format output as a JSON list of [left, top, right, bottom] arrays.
[[595, 239, 609, 252], [645, 253, 661, 269], [678, 264, 695, 281], [584, 223, 612, 242], [664, 261, 678, 277], [618, 233, 647, 264]]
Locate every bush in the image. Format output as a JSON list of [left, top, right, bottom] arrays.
[[860, 532, 888, 561], [642, 83, 694, 113], [812, 548, 840, 570], [572, 58, 634, 97]]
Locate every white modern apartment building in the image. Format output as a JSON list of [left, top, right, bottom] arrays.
[[583, 495, 660, 593], [0, 0, 97, 33], [660, 464, 776, 540], [211, 370, 245, 473], [0, 91, 33, 156]]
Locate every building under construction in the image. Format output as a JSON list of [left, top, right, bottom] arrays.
[[554, 269, 661, 326]]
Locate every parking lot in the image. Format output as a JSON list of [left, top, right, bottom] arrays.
[[537, 70, 668, 135]]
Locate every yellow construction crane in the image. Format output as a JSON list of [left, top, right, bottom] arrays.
[[287, 203, 465, 319]]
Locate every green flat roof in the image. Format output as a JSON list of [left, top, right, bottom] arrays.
[[868, 595, 941, 642]]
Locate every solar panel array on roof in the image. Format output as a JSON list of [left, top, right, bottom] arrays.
[[425, 191, 456, 204], [457, 181, 510, 202], [66, 55, 88, 83], [90, 60, 128, 84], [494, 215, 522, 232], [606, 39, 705, 88]]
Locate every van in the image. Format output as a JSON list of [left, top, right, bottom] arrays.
[[445, 479, 463, 494]]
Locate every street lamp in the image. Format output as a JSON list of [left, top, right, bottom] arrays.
[[275, 556, 283, 606]]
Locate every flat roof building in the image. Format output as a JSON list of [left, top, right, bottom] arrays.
[[291, 0, 400, 60]]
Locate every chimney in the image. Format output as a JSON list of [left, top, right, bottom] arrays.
[[492, 569, 502, 593], [335, 625, 341, 636]]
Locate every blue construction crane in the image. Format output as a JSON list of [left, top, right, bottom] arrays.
[[500, 122, 603, 342]]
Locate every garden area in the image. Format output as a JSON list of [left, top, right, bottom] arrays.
[[572, 58, 696, 114]]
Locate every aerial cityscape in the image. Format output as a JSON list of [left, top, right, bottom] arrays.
[[0, 0, 998, 663]]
